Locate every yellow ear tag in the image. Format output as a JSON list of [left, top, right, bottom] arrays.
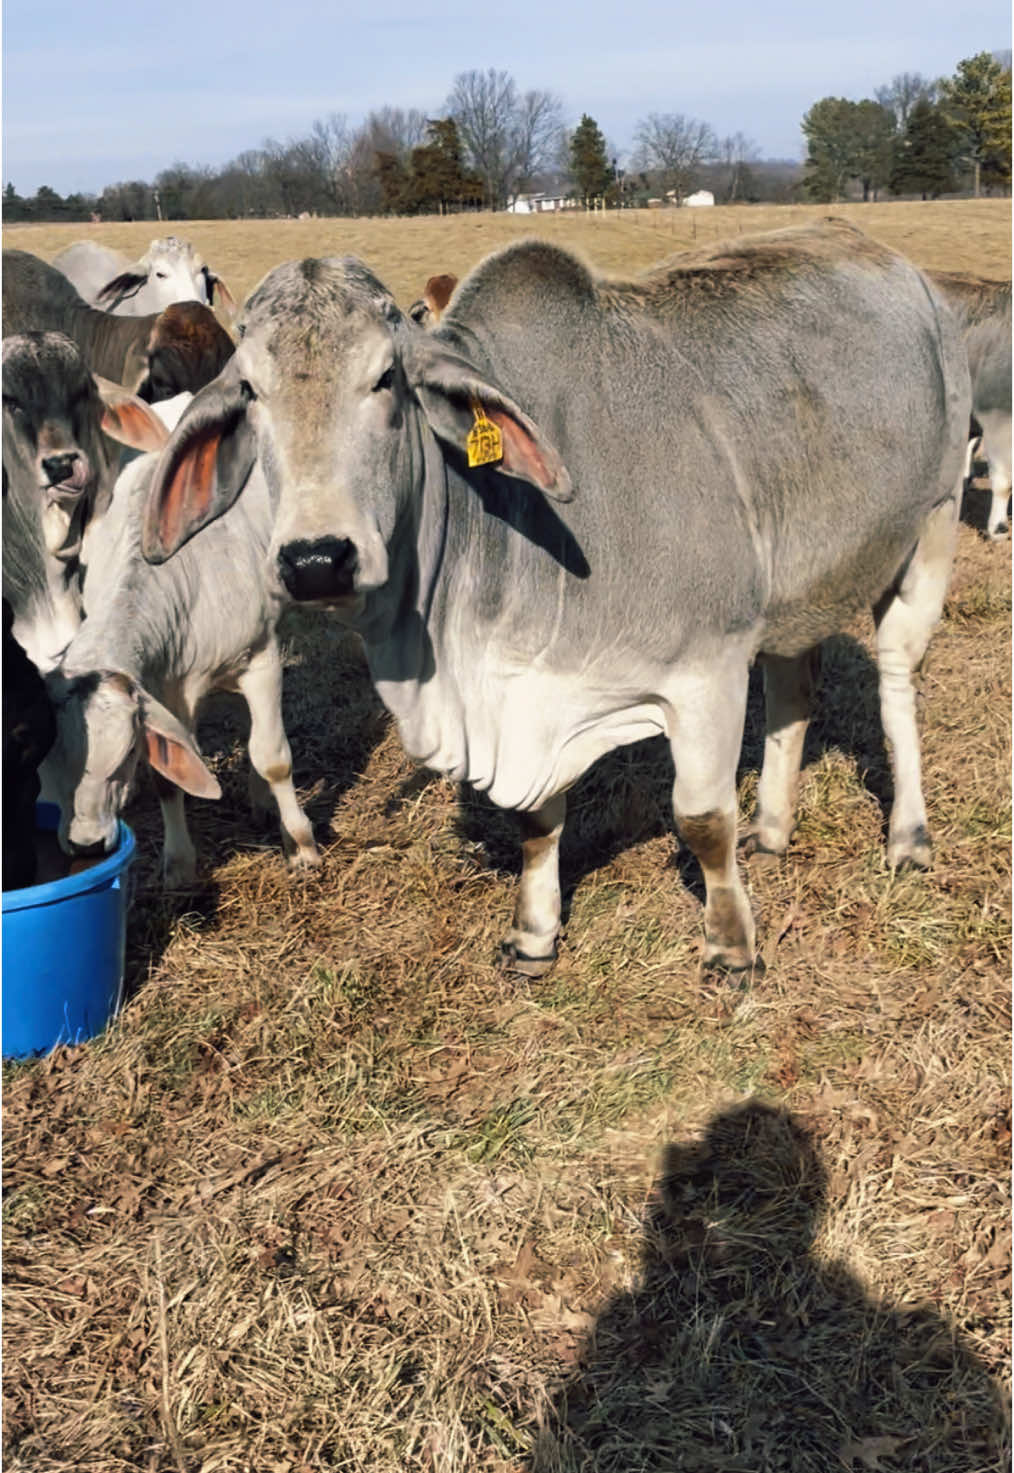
[[466, 400, 503, 468]]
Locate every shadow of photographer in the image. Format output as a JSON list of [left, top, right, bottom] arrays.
[[532, 1102, 1008, 1472]]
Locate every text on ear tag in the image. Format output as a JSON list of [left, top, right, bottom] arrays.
[[467, 401, 503, 468]]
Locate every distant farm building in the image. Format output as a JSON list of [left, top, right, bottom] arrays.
[[507, 193, 579, 214]]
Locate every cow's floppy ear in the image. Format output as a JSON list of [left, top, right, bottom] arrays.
[[95, 269, 147, 305], [423, 273, 457, 320], [139, 690, 221, 799], [208, 271, 238, 317], [404, 338, 572, 502], [141, 363, 255, 563], [93, 375, 170, 455]]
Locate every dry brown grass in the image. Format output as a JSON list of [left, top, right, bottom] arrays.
[[6, 197, 1011, 309], [3, 202, 1011, 1472]]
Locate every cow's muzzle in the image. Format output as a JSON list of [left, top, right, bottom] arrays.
[[41, 451, 88, 491], [277, 537, 359, 603]]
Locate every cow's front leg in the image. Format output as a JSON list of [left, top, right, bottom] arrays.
[[501, 792, 567, 977], [667, 666, 755, 971], [237, 645, 320, 871], [741, 647, 819, 860], [152, 771, 198, 887], [980, 413, 1011, 540]]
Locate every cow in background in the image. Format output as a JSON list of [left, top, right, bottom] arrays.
[[408, 274, 458, 328], [3, 250, 235, 403], [2, 331, 168, 671], [51, 236, 236, 319], [2, 599, 56, 891], [928, 269, 1012, 539]]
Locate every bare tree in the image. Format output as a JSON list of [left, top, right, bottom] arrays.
[[446, 69, 562, 208], [447, 68, 519, 208], [874, 73, 937, 129], [717, 131, 760, 202], [364, 107, 429, 163], [633, 112, 718, 203], [511, 89, 565, 202]]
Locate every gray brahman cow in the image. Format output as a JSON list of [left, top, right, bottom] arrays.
[[43, 437, 319, 885], [928, 269, 1012, 539], [140, 219, 970, 972], [3, 331, 168, 671], [51, 236, 236, 318], [3, 250, 235, 403]]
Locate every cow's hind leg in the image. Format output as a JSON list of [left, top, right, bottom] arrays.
[[237, 645, 320, 871], [873, 492, 959, 870], [741, 647, 820, 860], [666, 666, 755, 971], [502, 792, 567, 978]]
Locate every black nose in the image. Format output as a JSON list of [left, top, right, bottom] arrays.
[[41, 452, 80, 485], [68, 837, 108, 859], [277, 537, 359, 602]]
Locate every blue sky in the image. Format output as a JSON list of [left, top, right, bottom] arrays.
[[3, 0, 1010, 196]]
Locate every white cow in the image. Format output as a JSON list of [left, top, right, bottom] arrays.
[[50, 236, 236, 318], [43, 437, 320, 886]]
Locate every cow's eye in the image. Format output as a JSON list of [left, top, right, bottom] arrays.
[[372, 366, 395, 393], [155, 270, 168, 280], [239, 379, 256, 401], [3, 396, 23, 417]]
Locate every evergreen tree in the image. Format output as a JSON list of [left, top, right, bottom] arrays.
[[942, 51, 1012, 195], [890, 99, 958, 197], [374, 151, 410, 214], [981, 62, 1012, 190], [802, 97, 861, 201], [852, 101, 896, 200], [570, 114, 612, 205], [407, 118, 482, 213]]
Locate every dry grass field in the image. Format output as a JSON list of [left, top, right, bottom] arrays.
[[3, 201, 1012, 1472]]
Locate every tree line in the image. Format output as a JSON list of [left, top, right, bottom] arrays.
[[803, 52, 1011, 201], [4, 53, 1010, 224]]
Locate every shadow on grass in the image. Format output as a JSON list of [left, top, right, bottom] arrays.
[[531, 1101, 1009, 1473], [455, 633, 892, 921]]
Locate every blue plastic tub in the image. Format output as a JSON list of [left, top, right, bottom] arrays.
[[2, 802, 137, 1058]]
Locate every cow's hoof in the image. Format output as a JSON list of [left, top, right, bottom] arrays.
[[888, 826, 932, 872], [987, 524, 1009, 541], [163, 860, 198, 890], [739, 833, 784, 868], [499, 940, 557, 978], [287, 845, 323, 873], [703, 945, 764, 976]]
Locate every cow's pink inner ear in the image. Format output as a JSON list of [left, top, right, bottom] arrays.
[[157, 430, 220, 548], [102, 398, 168, 454], [144, 725, 221, 799], [486, 407, 560, 493]]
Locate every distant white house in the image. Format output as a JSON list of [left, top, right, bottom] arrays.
[[507, 193, 578, 214], [684, 190, 715, 207]]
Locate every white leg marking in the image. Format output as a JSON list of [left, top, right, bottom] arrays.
[[743, 648, 819, 859], [873, 491, 959, 869], [979, 412, 1012, 540], [237, 644, 320, 870], [503, 792, 567, 977], [666, 663, 755, 969], [155, 780, 198, 887]]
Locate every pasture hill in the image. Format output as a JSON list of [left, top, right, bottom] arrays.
[[3, 199, 1011, 1471]]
